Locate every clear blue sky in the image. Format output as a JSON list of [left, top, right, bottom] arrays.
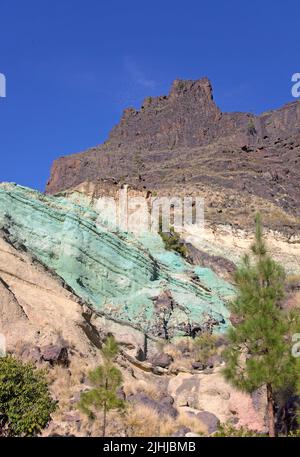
[[0, 0, 299, 191]]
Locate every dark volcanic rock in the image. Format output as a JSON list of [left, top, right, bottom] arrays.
[[127, 392, 178, 418], [135, 346, 146, 362], [150, 352, 173, 368], [20, 345, 43, 363], [191, 361, 205, 371], [196, 411, 220, 434], [185, 242, 236, 280], [41, 344, 69, 366], [108, 78, 224, 149], [277, 395, 300, 435], [150, 290, 176, 339], [46, 77, 300, 221], [186, 410, 220, 435]]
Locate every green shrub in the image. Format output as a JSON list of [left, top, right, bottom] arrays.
[[213, 422, 265, 437], [288, 429, 300, 437], [247, 118, 257, 136], [0, 355, 56, 436], [193, 332, 217, 364], [159, 226, 187, 258]]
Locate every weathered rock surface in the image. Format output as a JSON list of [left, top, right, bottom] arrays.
[[0, 183, 234, 336], [1, 74, 299, 436], [183, 222, 300, 275], [149, 352, 173, 368], [185, 410, 219, 435], [0, 230, 269, 436], [41, 344, 69, 366], [191, 361, 205, 371], [184, 242, 236, 281], [167, 370, 267, 433], [46, 78, 300, 226], [0, 235, 98, 356], [127, 392, 178, 418]]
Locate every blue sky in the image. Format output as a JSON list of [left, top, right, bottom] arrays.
[[0, 0, 300, 191]]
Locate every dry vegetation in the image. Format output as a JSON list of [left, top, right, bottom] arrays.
[[122, 405, 205, 437], [43, 334, 225, 437], [123, 378, 163, 401], [161, 334, 224, 372], [286, 274, 300, 291], [47, 353, 103, 423]]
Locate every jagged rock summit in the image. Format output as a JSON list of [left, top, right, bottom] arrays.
[[46, 77, 300, 223]]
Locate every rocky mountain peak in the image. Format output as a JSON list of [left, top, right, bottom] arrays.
[[169, 77, 213, 99], [46, 77, 300, 221], [108, 77, 221, 149]]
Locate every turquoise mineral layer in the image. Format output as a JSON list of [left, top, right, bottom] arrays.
[[0, 183, 234, 336]]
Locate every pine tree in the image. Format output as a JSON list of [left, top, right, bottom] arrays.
[[78, 335, 125, 436], [223, 214, 297, 437]]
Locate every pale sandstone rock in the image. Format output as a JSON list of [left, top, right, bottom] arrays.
[[0, 236, 98, 357], [167, 369, 267, 432], [183, 223, 300, 275]]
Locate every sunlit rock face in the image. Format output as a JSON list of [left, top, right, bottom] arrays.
[[46, 78, 300, 223], [0, 183, 234, 337]]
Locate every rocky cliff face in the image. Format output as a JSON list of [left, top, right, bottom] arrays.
[[0, 182, 235, 338], [0, 235, 97, 356], [108, 78, 300, 150], [46, 78, 300, 224], [1, 78, 299, 437], [0, 224, 269, 437]]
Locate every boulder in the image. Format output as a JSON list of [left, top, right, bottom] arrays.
[[41, 344, 69, 366], [171, 426, 191, 437], [20, 345, 42, 364], [168, 370, 267, 432], [135, 346, 146, 362], [160, 395, 174, 406], [206, 354, 222, 367], [150, 352, 173, 368], [127, 392, 178, 418], [152, 366, 168, 375], [191, 361, 205, 371], [195, 411, 219, 435], [168, 375, 201, 408]]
